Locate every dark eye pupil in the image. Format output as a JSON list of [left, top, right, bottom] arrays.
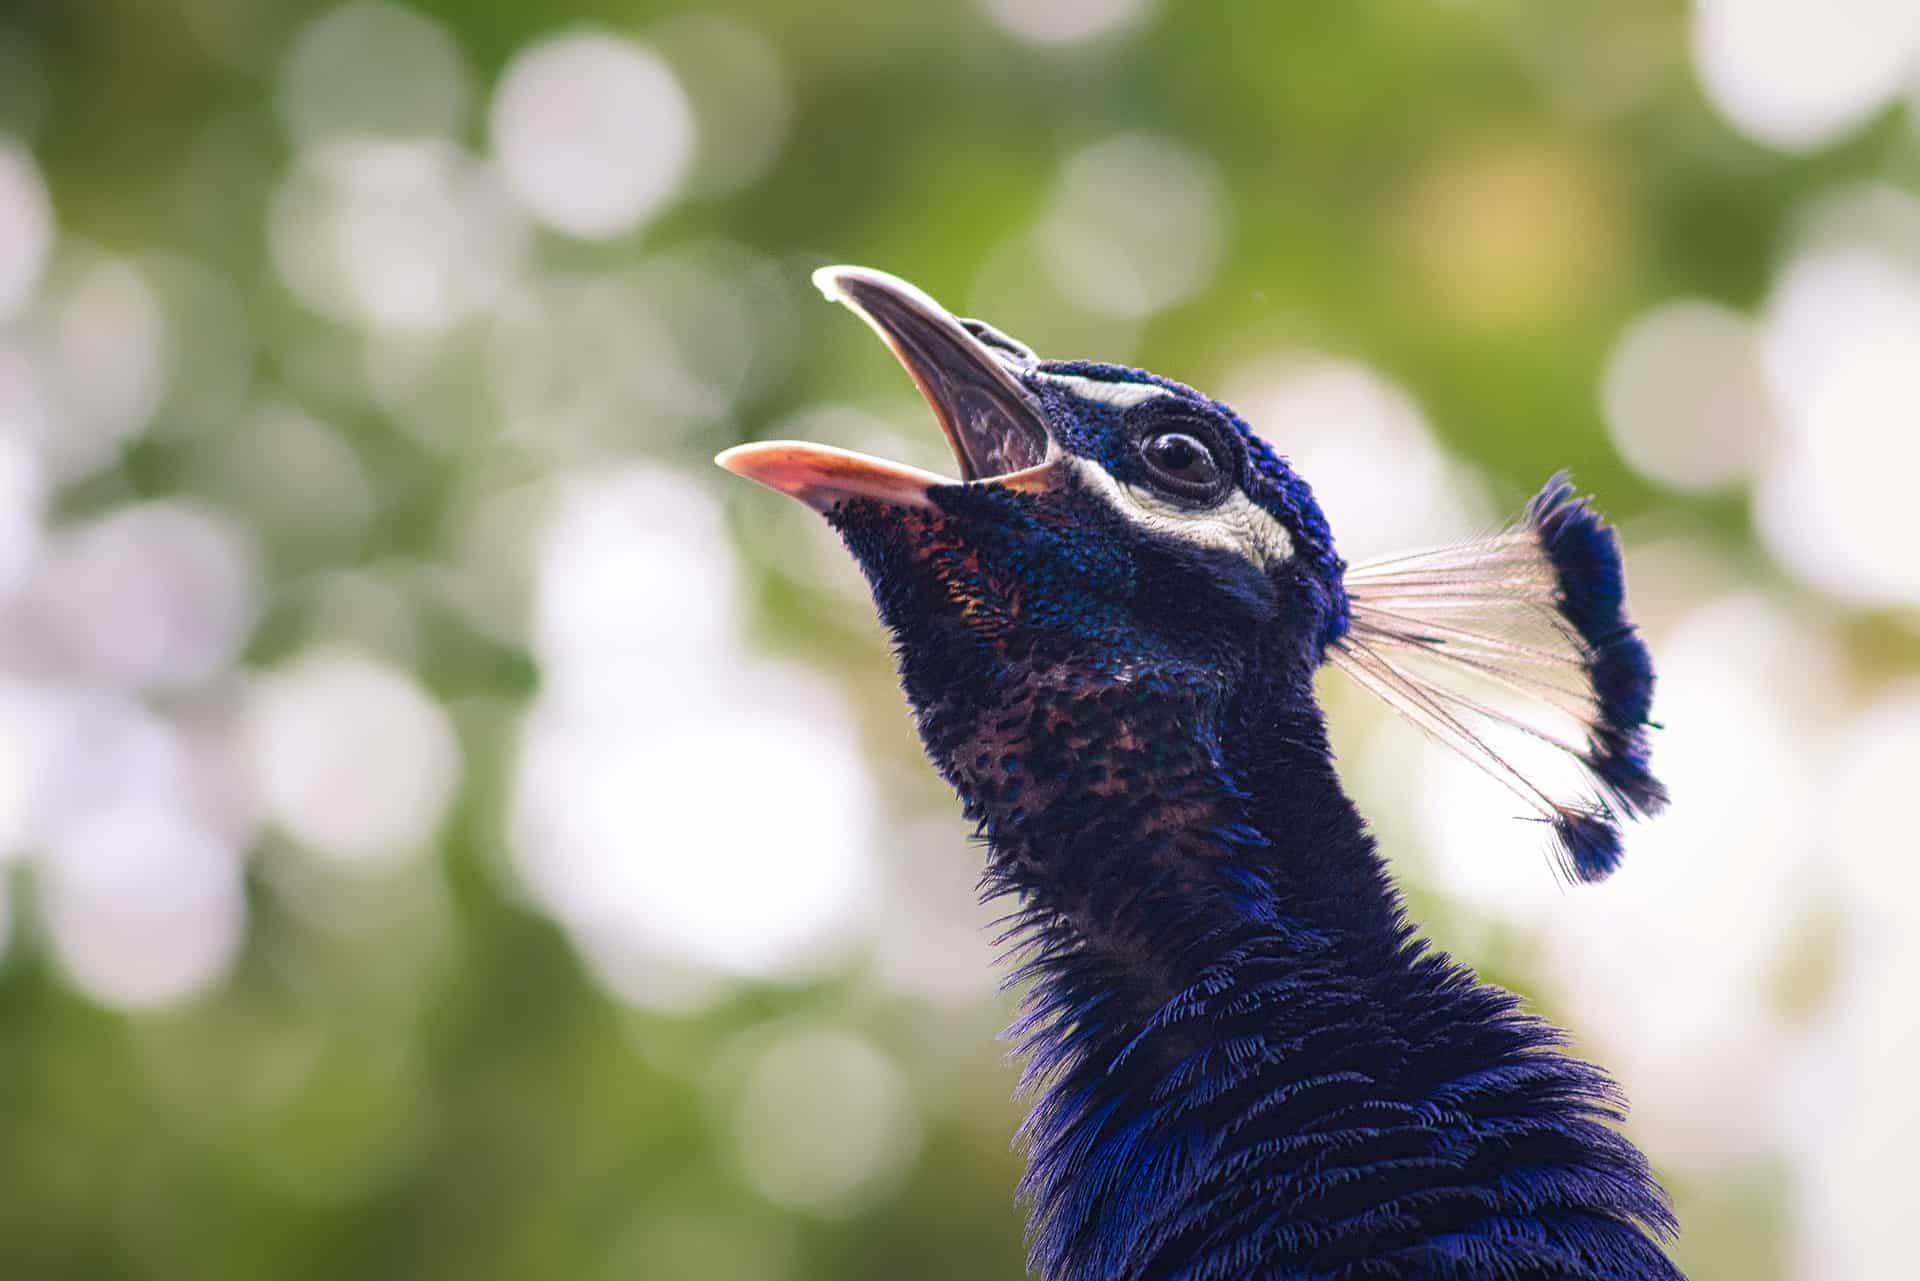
[[1145, 431, 1213, 479], [1154, 436, 1198, 470]]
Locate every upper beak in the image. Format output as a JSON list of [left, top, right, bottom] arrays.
[[717, 266, 1058, 512]]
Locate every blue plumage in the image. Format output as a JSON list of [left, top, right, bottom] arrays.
[[720, 267, 1681, 1280], [1523, 474, 1667, 881], [1527, 475, 1667, 825]]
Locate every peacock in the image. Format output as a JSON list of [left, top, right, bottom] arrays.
[[719, 267, 1681, 1281]]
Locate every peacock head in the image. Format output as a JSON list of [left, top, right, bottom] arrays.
[[722, 267, 1665, 880], [722, 268, 1349, 712]]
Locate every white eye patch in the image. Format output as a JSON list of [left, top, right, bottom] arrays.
[[1065, 456, 1295, 568], [1034, 372, 1172, 410]]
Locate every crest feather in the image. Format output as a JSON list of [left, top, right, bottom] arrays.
[[1328, 473, 1665, 882]]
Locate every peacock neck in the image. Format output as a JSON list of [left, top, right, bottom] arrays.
[[944, 657, 1680, 1281], [951, 646, 1405, 1015]]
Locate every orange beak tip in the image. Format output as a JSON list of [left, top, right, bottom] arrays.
[[715, 441, 943, 513]]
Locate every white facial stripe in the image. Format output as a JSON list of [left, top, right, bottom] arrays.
[[1066, 457, 1294, 568], [1035, 372, 1172, 410]]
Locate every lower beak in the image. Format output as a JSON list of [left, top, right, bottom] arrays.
[[718, 266, 1059, 512], [713, 440, 948, 512]]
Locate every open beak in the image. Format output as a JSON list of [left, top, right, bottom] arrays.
[[717, 266, 1058, 512]]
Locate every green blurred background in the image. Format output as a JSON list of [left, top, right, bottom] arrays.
[[3, 1, 1919, 1278]]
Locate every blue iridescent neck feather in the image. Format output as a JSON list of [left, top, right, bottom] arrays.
[[827, 490, 1678, 1280]]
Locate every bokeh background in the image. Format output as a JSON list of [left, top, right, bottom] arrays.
[[2, 1, 1918, 1277]]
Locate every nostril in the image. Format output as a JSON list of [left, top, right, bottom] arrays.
[[960, 318, 1038, 365]]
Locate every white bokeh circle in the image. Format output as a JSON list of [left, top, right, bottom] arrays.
[[490, 33, 694, 239]]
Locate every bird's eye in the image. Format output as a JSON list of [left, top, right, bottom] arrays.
[[1139, 430, 1226, 501]]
